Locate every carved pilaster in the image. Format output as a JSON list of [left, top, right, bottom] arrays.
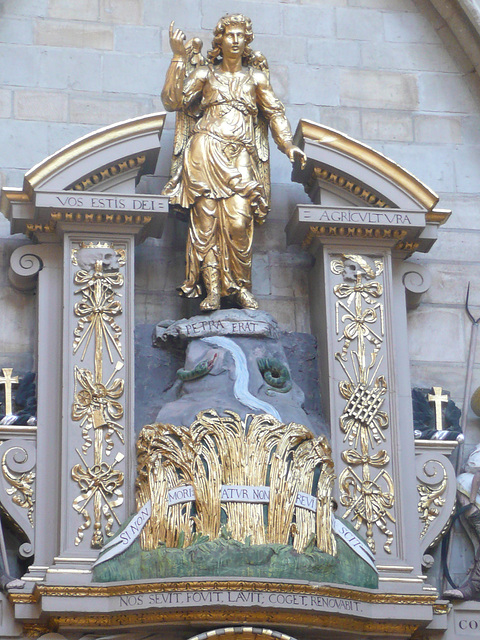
[[306, 237, 427, 591], [3, 116, 169, 580], [287, 119, 448, 594], [330, 252, 396, 555]]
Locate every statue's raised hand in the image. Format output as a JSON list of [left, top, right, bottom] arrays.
[[169, 21, 187, 59]]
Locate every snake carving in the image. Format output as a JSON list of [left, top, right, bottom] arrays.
[[176, 352, 218, 381], [257, 358, 292, 394]]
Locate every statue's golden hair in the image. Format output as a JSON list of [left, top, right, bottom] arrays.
[[207, 13, 255, 65]]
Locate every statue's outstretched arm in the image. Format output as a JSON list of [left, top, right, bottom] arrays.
[[255, 70, 306, 167]]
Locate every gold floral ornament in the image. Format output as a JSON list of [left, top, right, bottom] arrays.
[[332, 257, 384, 373], [71, 364, 125, 547], [72, 366, 124, 455], [417, 463, 447, 539], [72, 451, 124, 546], [135, 410, 336, 556], [332, 255, 395, 554]]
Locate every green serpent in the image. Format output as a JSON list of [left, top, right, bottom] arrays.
[[257, 357, 292, 394], [177, 352, 218, 381]]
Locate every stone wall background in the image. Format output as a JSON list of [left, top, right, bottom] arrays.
[[1, 0, 480, 585]]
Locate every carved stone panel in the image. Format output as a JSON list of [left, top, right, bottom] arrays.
[[326, 251, 397, 557], [61, 235, 135, 556], [415, 441, 458, 562]]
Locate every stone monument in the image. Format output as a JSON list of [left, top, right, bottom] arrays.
[[0, 11, 460, 640]]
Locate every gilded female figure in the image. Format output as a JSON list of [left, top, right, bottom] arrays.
[[162, 14, 305, 311]]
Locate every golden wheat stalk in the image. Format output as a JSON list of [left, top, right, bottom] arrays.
[[291, 440, 319, 552], [267, 423, 312, 544], [135, 414, 337, 557], [314, 436, 337, 556], [190, 410, 227, 539]]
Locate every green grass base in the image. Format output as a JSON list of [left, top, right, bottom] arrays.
[[93, 525, 378, 589]]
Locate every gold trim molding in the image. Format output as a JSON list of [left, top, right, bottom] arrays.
[[48, 609, 419, 635], [311, 166, 390, 208], [25, 212, 152, 239], [9, 592, 37, 604], [23, 623, 54, 638], [302, 225, 408, 249], [25, 222, 56, 237], [296, 120, 439, 212], [31, 580, 438, 605], [11, 580, 438, 636], [1, 188, 30, 203], [50, 211, 152, 225], [394, 240, 420, 253], [69, 154, 146, 191], [432, 602, 450, 614], [426, 209, 451, 224]]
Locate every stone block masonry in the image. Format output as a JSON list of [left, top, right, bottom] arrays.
[[14, 90, 68, 122], [35, 19, 114, 50]]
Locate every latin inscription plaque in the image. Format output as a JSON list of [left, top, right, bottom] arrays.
[[116, 590, 364, 614]]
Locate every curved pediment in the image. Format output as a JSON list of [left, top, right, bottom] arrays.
[[293, 119, 442, 216], [1, 113, 168, 238], [2, 112, 165, 207], [29, 112, 165, 195], [288, 119, 450, 254]]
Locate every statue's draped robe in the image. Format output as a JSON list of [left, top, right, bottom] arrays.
[[162, 62, 294, 297]]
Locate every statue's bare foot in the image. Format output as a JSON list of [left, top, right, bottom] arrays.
[[200, 293, 220, 312], [236, 288, 258, 310]]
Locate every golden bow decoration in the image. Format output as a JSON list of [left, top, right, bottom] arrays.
[[74, 268, 123, 290], [341, 307, 379, 341], [72, 459, 124, 545], [342, 449, 390, 467], [334, 281, 383, 306]]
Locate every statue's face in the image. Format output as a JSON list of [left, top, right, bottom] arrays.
[[221, 24, 246, 57]]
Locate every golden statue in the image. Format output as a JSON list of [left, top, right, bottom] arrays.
[[162, 14, 306, 312]]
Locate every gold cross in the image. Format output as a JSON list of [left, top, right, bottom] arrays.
[[0, 368, 19, 416], [428, 386, 448, 431]]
